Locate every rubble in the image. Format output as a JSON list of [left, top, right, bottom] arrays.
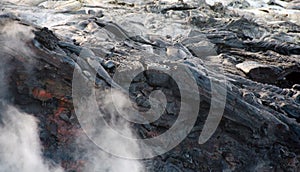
[[0, 0, 300, 171]]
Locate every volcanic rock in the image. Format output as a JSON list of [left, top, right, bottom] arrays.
[[236, 61, 282, 84], [0, 0, 300, 171]]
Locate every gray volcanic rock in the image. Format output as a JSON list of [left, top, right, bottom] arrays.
[[0, 0, 300, 172], [236, 61, 283, 84], [287, 0, 300, 9], [280, 103, 300, 120]]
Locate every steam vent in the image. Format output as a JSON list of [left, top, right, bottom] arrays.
[[0, 0, 300, 171]]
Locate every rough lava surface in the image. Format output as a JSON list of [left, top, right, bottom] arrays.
[[0, 0, 300, 171]]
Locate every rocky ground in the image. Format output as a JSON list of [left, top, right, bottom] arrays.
[[0, 0, 300, 171]]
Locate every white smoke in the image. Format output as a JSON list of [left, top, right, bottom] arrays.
[[73, 89, 145, 172], [0, 20, 63, 172], [0, 14, 145, 172], [0, 21, 36, 62], [77, 135, 145, 172], [0, 60, 7, 100], [0, 104, 64, 172]]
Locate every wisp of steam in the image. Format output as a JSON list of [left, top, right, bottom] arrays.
[[0, 10, 145, 172], [0, 104, 64, 172]]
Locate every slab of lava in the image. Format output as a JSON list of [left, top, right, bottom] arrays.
[[0, 0, 300, 171]]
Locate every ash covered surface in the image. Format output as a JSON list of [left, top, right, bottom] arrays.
[[0, 0, 300, 171]]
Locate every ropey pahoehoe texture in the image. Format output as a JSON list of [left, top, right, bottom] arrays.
[[0, 0, 300, 171]]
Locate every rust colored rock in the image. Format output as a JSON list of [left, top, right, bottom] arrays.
[[32, 87, 53, 101]]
